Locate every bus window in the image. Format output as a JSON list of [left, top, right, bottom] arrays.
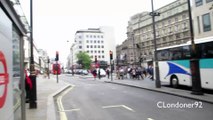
[[170, 47, 182, 60], [182, 46, 191, 59], [203, 42, 213, 58], [157, 50, 170, 61]]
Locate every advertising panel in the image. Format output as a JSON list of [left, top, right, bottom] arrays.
[[0, 7, 14, 120]]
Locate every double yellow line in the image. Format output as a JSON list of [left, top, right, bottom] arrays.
[[57, 85, 75, 120]]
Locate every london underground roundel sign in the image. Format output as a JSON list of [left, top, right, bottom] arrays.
[[0, 51, 9, 108]]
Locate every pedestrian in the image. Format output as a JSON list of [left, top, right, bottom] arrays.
[[98, 68, 101, 79], [131, 68, 136, 79], [119, 67, 124, 79], [92, 69, 97, 80], [25, 69, 32, 103], [106, 68, 110, 79]]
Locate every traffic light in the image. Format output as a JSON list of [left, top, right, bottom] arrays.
[[55, 51, 59, 61], [109, 50, 113, 60]]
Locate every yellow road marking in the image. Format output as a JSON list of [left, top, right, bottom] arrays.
[[57, 85, 75, 120], [58, 108, 81, 112], [147, 118, 155, 120]]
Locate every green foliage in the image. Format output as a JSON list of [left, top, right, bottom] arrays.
[[76, 52, 92, 69]]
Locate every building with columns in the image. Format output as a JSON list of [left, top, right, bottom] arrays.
[[126, 0, 191, 65]]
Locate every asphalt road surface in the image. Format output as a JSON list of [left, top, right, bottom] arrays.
[[56, 74, 213, 120]]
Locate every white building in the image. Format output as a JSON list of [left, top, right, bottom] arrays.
[[68, 26, 116, 68], [192, 0, 213, 39]]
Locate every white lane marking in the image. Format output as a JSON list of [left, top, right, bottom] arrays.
[[121, 105, 135, 112], [57, 85, 75, 120], [102, 105, 135, 112]]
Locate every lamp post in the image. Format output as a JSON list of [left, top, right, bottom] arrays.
[[187, 0, 203, 95], [29, 0, 37, 108], [132, 33, 136, 67], [150, 0, 161, 88], [71, 47, 74, 76]]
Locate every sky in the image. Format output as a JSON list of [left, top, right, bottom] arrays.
[[19, 0, 176, 65]]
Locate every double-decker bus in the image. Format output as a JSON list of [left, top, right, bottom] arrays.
[[156, 36, 213, 89], [52, 63, 61, 75]]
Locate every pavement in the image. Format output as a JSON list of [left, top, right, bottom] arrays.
[[25, 74, 213, 120], [25, 75, 70, 120]]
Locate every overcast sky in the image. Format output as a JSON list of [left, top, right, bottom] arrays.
[[19, 0, 177, 65]]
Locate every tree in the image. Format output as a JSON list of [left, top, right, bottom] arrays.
[[76, 52, 92, 69]]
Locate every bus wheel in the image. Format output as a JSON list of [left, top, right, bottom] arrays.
[[171, 76, 179, 88]]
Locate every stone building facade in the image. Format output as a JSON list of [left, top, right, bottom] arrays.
[[127, 0, 191, 64]]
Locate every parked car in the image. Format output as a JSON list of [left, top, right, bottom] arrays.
[[96, 68, 106, 77], [82, 69, 88, 75]]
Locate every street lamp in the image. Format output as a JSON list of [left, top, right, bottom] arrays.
[[132, 33, 136, 67], [150, 0, 161, 88], [187, 0, 203, 95], [29, 0, 37, 108]]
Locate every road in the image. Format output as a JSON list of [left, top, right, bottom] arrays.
[[56, 74, 213, 120]]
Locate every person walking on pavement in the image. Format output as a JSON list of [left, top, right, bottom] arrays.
[[98, 68, 101, 79], [92, 68, 97, 80], [24, 69, 32, 103], [106, 68, 110, 79]]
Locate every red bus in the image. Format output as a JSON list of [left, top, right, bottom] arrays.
[[52, 63, 61, 75]]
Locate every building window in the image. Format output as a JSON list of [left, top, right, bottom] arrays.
[[79, 46, 82, 49], [101, 41, 104, 43], [163, 37, 166, 42], [91, 50, 93, 53], [79, 41, 82, 44], [98, 45, 100, 48], [87, 40, 89, 43], [90, 45, 93, 48], [202, 13, 211, 32], [87, 50, 89, 53], [101, 45, 104, 48], [175, 17, 178, 22], [94, 50, 97, 53], [169, 27, 172, 33], [176, 33, 180, 39], [206, 0, 213, 3], [195, 0, 203, 7], [182, 22, 187, 29], [87, 45, 89, 48], [182, 14, 186, 19], [102, 55, 104, 58], [175, 25, 179, 32], [102, 50, 104, 53], [168, 19, 171, 25], [90, 40, 93, 43], [86, 35, 89, 38], [94, 40, 96, 43], [162, 22, 165, 26]]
